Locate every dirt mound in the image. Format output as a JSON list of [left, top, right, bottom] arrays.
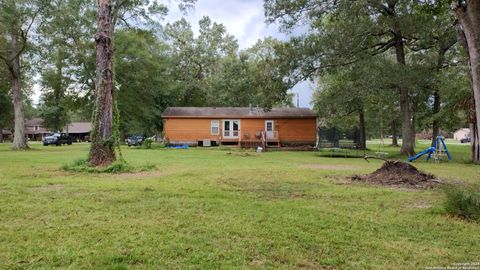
[[352, 160, 441, 189]]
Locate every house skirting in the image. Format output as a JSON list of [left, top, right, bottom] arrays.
[[167, 140, 315, 147]]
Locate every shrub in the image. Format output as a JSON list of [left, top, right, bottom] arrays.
[[62, 159, 136, 174], [138, 163, 156, 171], [142, 138, 153, 149], [102, 161, 134, 173], [444, 184, 480, 222]]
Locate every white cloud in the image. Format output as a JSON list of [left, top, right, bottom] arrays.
[[165, 0, 279, 49]]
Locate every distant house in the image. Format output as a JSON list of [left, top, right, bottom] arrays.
[[65, 122, 91, 142], [26, 118, 49, 141], [416, 129, 433, 140], [0, 119, 47, 142], [1, 119, 91, 142], [0, 129, 11, 142], [162, 107, 317, 148], [454, 128, 470, 141]]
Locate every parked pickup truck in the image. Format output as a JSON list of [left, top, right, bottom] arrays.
[[127, 135, 145, 146], [43, 133, 73, 146]]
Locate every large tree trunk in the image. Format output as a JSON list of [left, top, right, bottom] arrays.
[[391, 120, 398, 146], [394, 32, 415, 156], [431, 90, 441, 146], [9, 30, 28, 150], [53, 49, 65, 132], [0, 126, 3, 143], [358, 108, 366, 150], [120, 128, 126, 144], [88, 0, 115, 166], [454, 1, 480, 163], [470, 118, 480, 162]]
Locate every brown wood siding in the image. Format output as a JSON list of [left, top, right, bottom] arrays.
[[163, 117, 316, 144], [164, 118, 220, 142], [276, 119, 316, 143], [241, 119, 265, 139]]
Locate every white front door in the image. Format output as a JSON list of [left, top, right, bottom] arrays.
[[223, 120, 240, 138], [265, 120, 274, 139]]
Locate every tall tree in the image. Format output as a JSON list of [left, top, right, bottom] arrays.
[[313, 57, 400, 150], [115, 29, 172, 138], [164, 17, 238, 106], [38, 49, 71, 132], [453, 1, 480, 163], [207, 38, 292, 108], [264, 0, 453, 156], [0, 0, 47, 149], [36, 0, 95, 132], [165, 20, 291, 109], [89, 0, 116, 166], [89, 0, 194, 166], [0, 65, 13, 142]]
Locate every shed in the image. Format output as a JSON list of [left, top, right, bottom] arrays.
[[453, 128, 470, 141]]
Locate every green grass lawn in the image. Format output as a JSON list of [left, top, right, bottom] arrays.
[[0, 141, 479, 269]]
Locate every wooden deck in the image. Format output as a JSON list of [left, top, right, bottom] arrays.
[[219, 130, 280, 148]]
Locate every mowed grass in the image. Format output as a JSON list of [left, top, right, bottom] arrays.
[[0, 142, 479, 269]]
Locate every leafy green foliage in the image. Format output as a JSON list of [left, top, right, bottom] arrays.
[[35, 0, 95, 131], [114, 29, 172, 136], [207, 39, 292, 108], [0, 66, 13, 132], [62, 158, 156, 173], [164, 17, 238, 106], [142, 138, 153, 149], [165, 18, 292, 109], [267, 0, 472, 155], [444, 184, 480, 222]]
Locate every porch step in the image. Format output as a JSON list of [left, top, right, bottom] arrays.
[[266, 144, 280, 148]]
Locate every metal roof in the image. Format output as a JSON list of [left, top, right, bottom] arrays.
[[65, 122, 91, 133], [162, 107, 317, 119], [26, 118, 44, 126]]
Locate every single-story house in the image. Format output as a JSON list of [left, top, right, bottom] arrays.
[[1, 119, 92, 142], [26, 118, 49, 141], [0, 118, 48, 142], [162, 107, 317, 147], [0, 129, 12, 142], [65, 122, 92, 142], [454, 128, 470, 141]]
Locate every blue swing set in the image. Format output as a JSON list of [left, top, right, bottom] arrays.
[[407, 134, 452, 163]]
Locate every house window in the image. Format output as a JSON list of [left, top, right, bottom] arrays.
[[265, 120, 274, 132], [222, 120, 240, 138], [34, 126, 39, 131], [211, 120, 219, 135]]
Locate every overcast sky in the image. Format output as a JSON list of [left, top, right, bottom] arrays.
[[165, 0, 314, 108]]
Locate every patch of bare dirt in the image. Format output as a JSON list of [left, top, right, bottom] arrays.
[[218, 178, 322, 200], [296, 262, 336, 270], [301, 164, 364, 170], [113, 170, 168, 180], [405, 201, 432, 209], [226, 152, 258, 157], [351, 160, 441, 189], [31, 184, 64, 192], [18, 168, 72, 179]]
